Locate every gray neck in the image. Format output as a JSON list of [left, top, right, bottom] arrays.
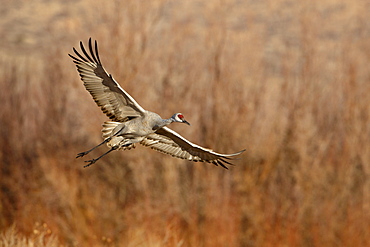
[[152, 117, 174, 131], [162, 117, 175, 126]]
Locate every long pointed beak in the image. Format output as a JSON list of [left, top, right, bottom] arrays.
[[183, 119, 191, 126]]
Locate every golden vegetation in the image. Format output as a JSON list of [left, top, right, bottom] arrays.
[[0, 0, 369, 246], [0, 225, 59, 247]]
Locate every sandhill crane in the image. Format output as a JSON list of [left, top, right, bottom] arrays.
[[69, 38, 245, 169]]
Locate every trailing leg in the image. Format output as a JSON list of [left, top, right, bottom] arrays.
[[83, 146, 119, 167], [76, 137, 112, 158]]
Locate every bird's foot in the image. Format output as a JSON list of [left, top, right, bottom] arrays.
[[83, 159, 97, 168], [76, 151, 89, 158]]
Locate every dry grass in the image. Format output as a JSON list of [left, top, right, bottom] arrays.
[[0, 0, 369, 246], [0, 225, 60, 247]]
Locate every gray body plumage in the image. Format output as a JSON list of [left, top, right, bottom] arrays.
[[103, 111, 176, 148]]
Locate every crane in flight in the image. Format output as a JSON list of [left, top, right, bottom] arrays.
[[69, 38, 245, 169]]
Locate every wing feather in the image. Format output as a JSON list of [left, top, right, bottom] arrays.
[[69, 38, 146, 122], [141, 127, 245, 169]]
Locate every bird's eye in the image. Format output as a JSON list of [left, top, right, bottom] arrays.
[[178, 114, 184, 119]]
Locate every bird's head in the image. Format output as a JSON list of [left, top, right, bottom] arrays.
[[172, 113, 190, 125]]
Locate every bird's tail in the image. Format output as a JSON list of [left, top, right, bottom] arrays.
[[102, 121, 136, 151], [102, 121, 122, 139]]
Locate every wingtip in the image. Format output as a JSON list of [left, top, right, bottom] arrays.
[[225, 149, 246, 157], [88, 37, 93, 49], [236, 149, 246, 155]]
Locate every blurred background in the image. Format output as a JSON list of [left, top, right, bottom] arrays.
[[0, 0, 369, 246]]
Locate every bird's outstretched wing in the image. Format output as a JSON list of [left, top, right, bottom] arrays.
[[141, 127, 245, 169], [69, 38, 146, 122]]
